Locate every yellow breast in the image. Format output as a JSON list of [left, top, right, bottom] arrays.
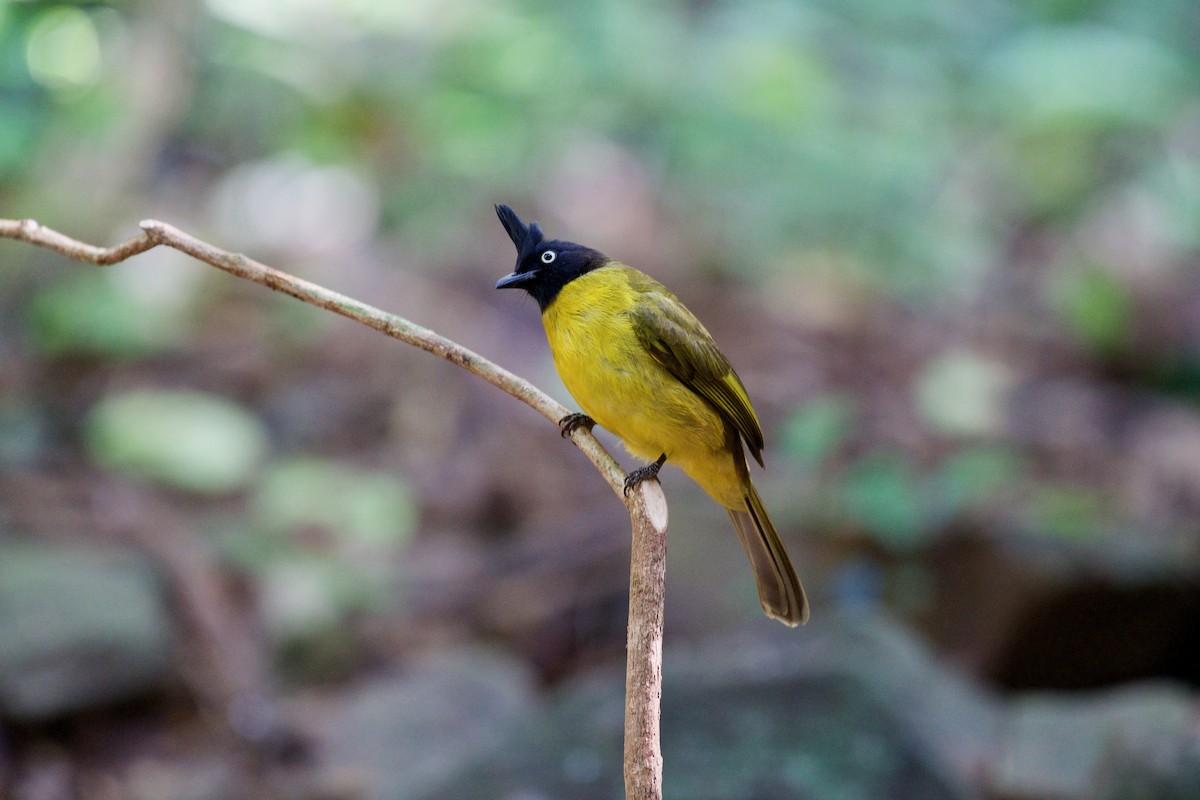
[[541, 265, 736, 498]]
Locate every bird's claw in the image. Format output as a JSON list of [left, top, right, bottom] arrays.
[[558, 412, 595, 438], [622, 455, 667, 496]]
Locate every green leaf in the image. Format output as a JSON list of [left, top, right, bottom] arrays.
[[933, 445, 1024, 516], [28, 273, 179, 358], [841, 454, 927, 550], [85, 390, 268, 493], [1030, 485, 1106, 540], [781, 394, 855, 467], [252, 457, 415, 550], [1054, 268, 1133, 355]]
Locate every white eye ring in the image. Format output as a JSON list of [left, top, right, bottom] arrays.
[[540, 250, 557, 264]]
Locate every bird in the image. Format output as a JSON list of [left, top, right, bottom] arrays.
[[493, 204, 808, 626]]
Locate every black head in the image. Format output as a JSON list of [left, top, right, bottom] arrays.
[[494, 204, 608, 311]]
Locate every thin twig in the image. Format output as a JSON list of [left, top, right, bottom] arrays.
[[0, 216, 668, 800], [0, 218, 156, 263]]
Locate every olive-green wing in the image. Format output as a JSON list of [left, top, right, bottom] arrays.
[[628, 284, 765, 466]]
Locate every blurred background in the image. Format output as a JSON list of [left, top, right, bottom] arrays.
[[2, 0, 1200, 798]]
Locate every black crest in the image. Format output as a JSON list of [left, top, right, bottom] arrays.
[[496, 204, 544, 268]]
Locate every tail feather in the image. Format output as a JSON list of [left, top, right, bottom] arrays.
[[727, 484, 809, 626]]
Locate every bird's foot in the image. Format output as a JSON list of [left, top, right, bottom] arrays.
[[558, 412, 596, 438], [623, 454, 667, 496]]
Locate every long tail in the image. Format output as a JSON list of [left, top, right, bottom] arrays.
[[727, 482, 809, 626]]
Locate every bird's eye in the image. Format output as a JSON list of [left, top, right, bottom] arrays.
[[540, 250, 557, 264]]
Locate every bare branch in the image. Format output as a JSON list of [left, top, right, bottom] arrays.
[[0, 218, 156, 264], [0, 216, 668, 800], [624, 483, 667, 799]]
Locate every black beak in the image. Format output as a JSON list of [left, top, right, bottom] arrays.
[[495, 270, 536, 290]]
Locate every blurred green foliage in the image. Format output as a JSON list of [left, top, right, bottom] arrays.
[[28, 271, 180, 357], [5, 7, 1200, 795], [2, 0, 1200, 618], [85, 388, 269, 493], [216, 457, 415, 670], [251, 457, 415, 550], [2, 0, 1195, 284], [1054, 267, 1134, 355], [933, 444, 1024, 516], [82, 380, 415, 654], [841, 452, 929, 550], [1030, 484, 1109, 540], [781, 394, 856, 468]]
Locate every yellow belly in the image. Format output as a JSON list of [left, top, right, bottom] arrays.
[[542, 267, 748, 508]]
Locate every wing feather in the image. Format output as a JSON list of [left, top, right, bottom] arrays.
[[627, 282, 765, 466]]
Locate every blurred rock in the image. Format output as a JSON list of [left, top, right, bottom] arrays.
[[925, 534, 1200, 690], [392, 617, 1200, 800], [1096, 723, 1200, 800], [989, 578, 1200, 689], [659, 615, 999, 800], [321, 647, 537, 800], [419, 614, 997, 800], [0, 541, 174, 722], [993, 683, 1200, 800]]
